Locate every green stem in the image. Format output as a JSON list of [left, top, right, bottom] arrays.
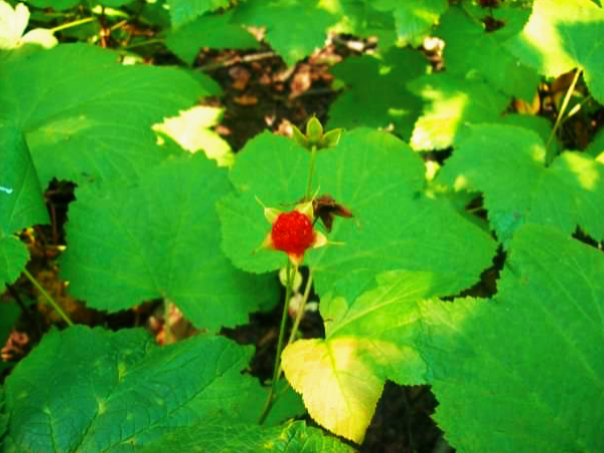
[[287, 271, 313, 346], [305, 146, 317, 199], [23, 269, 74, 327], [545, 68, 582, 164], [123, 38, 165, 49], [258, 260, 294, 425], [50, 17, 95, 34]]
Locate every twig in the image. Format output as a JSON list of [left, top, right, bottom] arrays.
[[200, 51, 277, 72], [23, 269, 73, 327]]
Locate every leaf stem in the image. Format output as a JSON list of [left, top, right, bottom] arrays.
[[545, 68, 582, 164], [123, 38, 165, 49], [258, 260, 294, 425], [22, 269, 73, 327], [305, 146, 317, 199], [50, 17, 95, 34], [287, 271, 313, 346]]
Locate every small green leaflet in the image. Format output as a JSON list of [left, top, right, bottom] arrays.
[[437, 5, 538, 101], [0, 44, 212, 186], [328, 48, 426, 138], [139, 420, 355, 452], [407, 73, 509, 151], [282, 269, 465, 444], [219, 128, 497, 304], [0, 127, 48, 292], [1, 326, 266, 451], [439, 124, 604, 245], [232, 0, 336, 66], [62, 154, 275, 331], [507, 0, 604, 104], [420, 225, 604, 452]]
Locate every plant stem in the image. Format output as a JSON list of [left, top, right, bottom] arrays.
[[50, 17, 95, 34], [23, 269, 73, 327], [258, 260, 294, 425], [123, 38, 165, 49], [305, 146, 317, 199], [287, 271, 313, 346], [545, 69, 582, 164]]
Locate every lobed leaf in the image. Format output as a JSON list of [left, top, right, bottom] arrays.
[[439, 124, 604, 245], [219, 128, 497, 307], [0, 44, 212, 186], [62, 153, 275, 331], [0, 326, 269, 451], [507, 0, 604, 104], [168, 0, 231, 28], [420, 224, 604, 452], [0, 126, 48, 291], [282, 269, 464, 443]]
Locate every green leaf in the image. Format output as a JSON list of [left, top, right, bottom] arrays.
[[407, 73, 509, 151], [61, 154, 275, 331], [153, 106, 234, 167], [586, 127, 604, 158], [219, 128, 497, 303], [0, 43, 212, 186], [282, 269, 466, 443], [420, 225, 604, 452], [232, 0, 337, 66], [166, 11, 259, 65], [139, 420, 356, 452], [437, 6, 539, 100], [498, 113, 561, 156], [0, 126, 48, 291], [439, 124, 604, 245], [168, 0, 231, 28], [1, 326, 266, 451], [507, 0, 604, 104], [328, 1, 397, 49], [328, 48, 427, 137]]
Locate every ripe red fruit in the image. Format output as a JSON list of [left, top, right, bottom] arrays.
[[271, 211, 315, 257]]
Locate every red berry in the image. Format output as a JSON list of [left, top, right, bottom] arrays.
[[271, 211, 315, 257]]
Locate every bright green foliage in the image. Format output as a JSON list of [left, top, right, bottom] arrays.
[[61, 154, 275, 331], [167, 11, 259, 65], [586, 128, 604, 158], [328, 1, 397, 49], [0, 326, 271, 451], [420, 225, 604, 452], [219, 128, 497, 302], [0, 44, 211, 186], [328, 48, 426, 137], [407, 74, 509, 151], [390, 0, 448, 45], [0, 127, 48, 292], [282, 269, 468, 443], [439, 124, 604, 245], [140, 420, 355, 452], [168, 0, 231, 28], [507, 0, 604, 104], [437, 6, 538, 100], [498, 113, 561, 156], [153, 106, 234, 167], [232, 0, 336, 66]]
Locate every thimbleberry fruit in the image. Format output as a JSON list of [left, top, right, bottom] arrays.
[[271, 211, 315, 257]]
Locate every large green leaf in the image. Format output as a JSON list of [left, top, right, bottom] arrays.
[[166, 11, 259, 65], [439, 124, 604, 245], [23, 0, 80, 10], [232, 0, 336, 66], [61, 153, 275, 331], [219, 128, 497, 303], [407, 73, 509, 151], [0, 126, 48, 291], [507, 0, 604, 104], [140, 420, 356, 452], [282, 269, 461, 444], [0, 44, 212, 186], [328, 48, 426, 137], [420, 225, 604, 452], [0, 326, 270, 451], [437, 5, 538, 100]]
